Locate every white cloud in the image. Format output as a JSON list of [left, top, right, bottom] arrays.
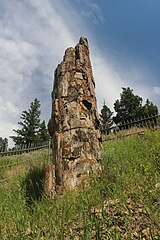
[[0, 0, 78, 147], [91, 51, 124, 110], [81, 2, 105, 24], [0, 101, 19, 116], [153, 87, 160, 96], [0, 121, 18, 148], [90, 45, 154, 112], [0, 0, 159, 148]]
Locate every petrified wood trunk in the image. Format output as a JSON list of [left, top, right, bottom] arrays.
[[46, 37, 101, 195]]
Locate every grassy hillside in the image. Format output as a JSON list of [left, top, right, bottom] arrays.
[[0, 149, 48, 182], [0, 131, 160, 239]]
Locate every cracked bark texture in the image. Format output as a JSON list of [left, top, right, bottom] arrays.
[[47, 37, 101, 195]]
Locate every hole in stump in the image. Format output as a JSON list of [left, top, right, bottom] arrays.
[[82, 100, 92, 110]]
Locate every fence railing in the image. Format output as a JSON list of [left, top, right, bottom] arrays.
[[0, 115, 160, 182], [103, 114, 160, 141]]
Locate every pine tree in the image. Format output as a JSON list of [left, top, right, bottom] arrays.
[[38, 120, 49, 143], [113, 87, 159, 126], [0, 137, 8, 152], [99, 103, 113, 134], [113, 87, 143, 124], [11, 98, 41, 147], [143, 99, 158, 116], [142, 99, 159, 127]]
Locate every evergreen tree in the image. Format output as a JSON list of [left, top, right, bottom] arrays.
[[143, 99, 158, 116], [113, 87, 143, 124], [0, 137, 8, 152], [100, 103, 113, 134], [11, 98, 41, 147], [142, 99, 159, 127], [113, 87, 158, 126], [38, 120, 49, 142]]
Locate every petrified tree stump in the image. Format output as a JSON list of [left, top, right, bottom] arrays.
[[46, 37, 101, 195]]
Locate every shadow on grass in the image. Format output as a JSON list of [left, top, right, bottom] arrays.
[[22, 166, 45, 208]]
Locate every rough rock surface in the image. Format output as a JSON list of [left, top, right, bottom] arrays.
[[47, 37, 101, 195]]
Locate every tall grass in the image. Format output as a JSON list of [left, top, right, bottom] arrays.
[[0, 149, 48, 182], [0, 131, 160, 239]]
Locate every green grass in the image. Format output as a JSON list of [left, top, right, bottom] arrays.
[[0, 149, 48, 182], [0, 131, 160, 239]]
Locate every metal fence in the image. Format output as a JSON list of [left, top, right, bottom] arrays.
[[0, 141, 49, 157], [0, 114, 160, 182], [103, 114, 160, 141]]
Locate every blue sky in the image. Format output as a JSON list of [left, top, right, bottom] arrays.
[[0, 0, 160, 146]]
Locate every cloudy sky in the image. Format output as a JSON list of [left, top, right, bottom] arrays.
[[0, 0, 160, 147]]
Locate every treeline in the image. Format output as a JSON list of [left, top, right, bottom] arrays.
[[99, 87, 159, 134], [0, 87, 159, 152]]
